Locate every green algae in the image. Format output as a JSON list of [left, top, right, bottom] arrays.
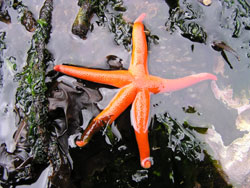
[[1, 0, 73, 186], [15, 0, 53, 144], [1, 0, 54, 185], [0, 31, 6, 56], [166, 0, 207, 43], [220, 0, 250, 38]]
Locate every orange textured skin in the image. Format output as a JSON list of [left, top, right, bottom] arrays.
[[54, 13, 217, 168]]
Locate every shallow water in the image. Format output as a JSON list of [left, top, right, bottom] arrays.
[[48, 0, 244, 144], [0, 0, 249, 187]]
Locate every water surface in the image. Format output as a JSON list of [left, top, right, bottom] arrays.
[[0, 0, 249, 187]]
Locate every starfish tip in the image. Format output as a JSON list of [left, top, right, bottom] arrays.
[[142, 159, 151, 169], [210, 74, 217, 81], [54, 65, 61, 72], [134, 13, 146, 23], [76, 140, 88, 147], [141, 158, 152, 169]]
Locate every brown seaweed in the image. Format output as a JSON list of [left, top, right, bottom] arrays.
[[12, 0, 37, 32], [212, 40, 240, 61], [72, 1, 94, 39], [0, 0, 11, 24]]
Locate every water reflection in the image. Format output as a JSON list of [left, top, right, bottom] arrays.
[[0, 0, 249, 187]]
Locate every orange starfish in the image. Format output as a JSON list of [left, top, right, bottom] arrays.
[[54, 13, 217, 169]]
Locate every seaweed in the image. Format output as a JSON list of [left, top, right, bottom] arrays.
[[165, 0, 207, 43], [182, 105, 198, 114], [107, 13, 133, 51], [72, 0, 94, 39], [12, 0, 37, 32], [45, 79, 231, 187], [219, 0, 250, 60], [0, 1, 245, 187], [15, 0, 53, 144], [0, 0, 57, 186], [73, 0, 158, 50], [212, 40, 240, 61], [72, 0, 128, 41], [0, 0, 11, 24], [219, 0, 250, 38], [166, 0, 250, 63], [0, 31, 6, 88], [97, 1, 158, 51], [80, 113, 231, 187]]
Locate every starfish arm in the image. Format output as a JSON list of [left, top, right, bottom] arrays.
[[129, 13, 148, 76], [131, 89, 151, 168], [134, 13, 146, 23], [148, 73, 217, 94], [54, 65, 133, 88], [76, 84, 137, 147]]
